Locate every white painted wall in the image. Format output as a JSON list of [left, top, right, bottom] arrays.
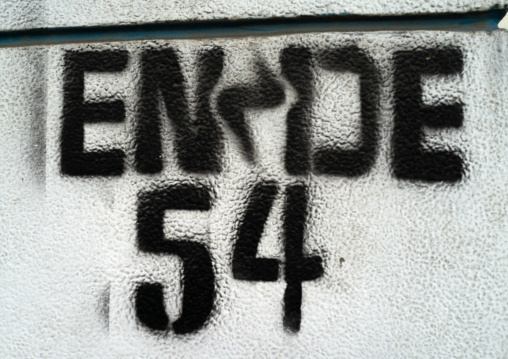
[[0, 31, 507, 358]]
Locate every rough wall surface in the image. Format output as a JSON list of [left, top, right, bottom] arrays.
[[0, 29, 507, 358], [1, 0, 508, 30]]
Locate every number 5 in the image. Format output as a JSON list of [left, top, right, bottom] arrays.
[[135, 184, 215, 334]]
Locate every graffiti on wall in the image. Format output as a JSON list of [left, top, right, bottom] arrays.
[[60, 43, 465, 334]]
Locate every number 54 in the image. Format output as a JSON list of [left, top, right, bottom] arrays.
[[135, 182, 323, 334]]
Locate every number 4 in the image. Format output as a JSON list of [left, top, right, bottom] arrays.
[[233, 182, 323, 332]]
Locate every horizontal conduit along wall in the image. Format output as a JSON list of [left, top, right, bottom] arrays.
[[0, 9, 506, 47]]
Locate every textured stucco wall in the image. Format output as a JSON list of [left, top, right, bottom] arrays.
[[1, 31, 508, 358], [0, 2, 508, 359]]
